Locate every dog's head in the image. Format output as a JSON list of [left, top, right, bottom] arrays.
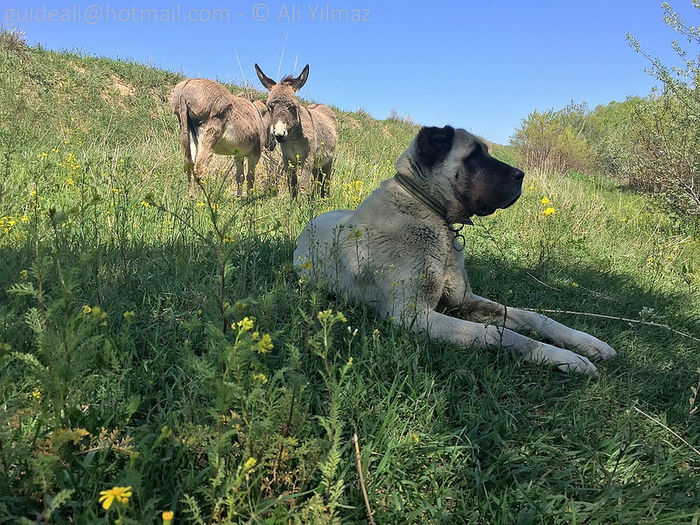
[[395, 126, 524, 222]]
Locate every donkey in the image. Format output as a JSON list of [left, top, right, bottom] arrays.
[[171, 78, 275, 199], [255, 64, 338, 198]]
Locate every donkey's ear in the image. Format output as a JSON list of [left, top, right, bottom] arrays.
[[415, 126, 455, 169], [255, 64, 276, 91], [293, 64, 310, 91]]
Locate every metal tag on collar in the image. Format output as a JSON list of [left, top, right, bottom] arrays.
[[448, 223, 466, 251]]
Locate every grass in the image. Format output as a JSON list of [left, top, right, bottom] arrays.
[[0, 33, 699, 523]]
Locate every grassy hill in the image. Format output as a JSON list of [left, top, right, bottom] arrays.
[[0, 33, 698, 523]]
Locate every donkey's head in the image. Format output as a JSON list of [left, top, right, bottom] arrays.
[[255, 63, 309, 144]]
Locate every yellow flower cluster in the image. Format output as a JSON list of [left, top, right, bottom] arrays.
[[232, 317, 274, 354], [317, 309, 347, 323], [57, 152, 80, 171], [540, 196, 555, 217], [253, 333, 273, 354], [236, 316, 255, 332], [252, 372, 268, 384], [82, 305, 108, 321], [342, 180, 364, 206], [0, 214, 30, 241]]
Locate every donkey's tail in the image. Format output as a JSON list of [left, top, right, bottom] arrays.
[[177, 94, 194, 173]]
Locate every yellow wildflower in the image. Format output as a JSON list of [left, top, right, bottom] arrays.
[[621, 217, 628, 223], [571, 282, 579, 288], [40, 152, 48, 158], [162, 510, 174, 524], [412, 433, 419, 444], [255, 333, 273, 354], [252, 372, 268, 384], [235, 317, 255, 332], [31, 389, 41, 399], [66, 178, 75, 186], [123, 310, 135, 320], [141, 201, 151, 208], [82, 305, 92, 315], [20, 215, 29, 223], [98, 486, 132, 510], [541, 197, 551, 205], [112, 188, 119, 195], [543, 207, 555, 217], [20, 269, 28, 280], [196, 201, 205, 208], [244, 457, 257, 470]]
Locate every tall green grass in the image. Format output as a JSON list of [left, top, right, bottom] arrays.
[[0, 34, 698, 523]]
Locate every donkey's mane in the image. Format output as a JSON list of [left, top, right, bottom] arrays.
[[280, 74, 298, 86]]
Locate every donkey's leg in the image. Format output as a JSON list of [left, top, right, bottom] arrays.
[[247, 153, 260, 194], [316, 160, 333, 198], [234, 155, 245, 197], [459, 295, 617, 361], [285, 156, 303, 199], [193, 124, 220, 186]]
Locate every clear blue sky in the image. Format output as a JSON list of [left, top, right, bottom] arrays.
[[5, 0, 698, 143]]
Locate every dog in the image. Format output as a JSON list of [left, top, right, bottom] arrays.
[[294, 125, 616, 375]]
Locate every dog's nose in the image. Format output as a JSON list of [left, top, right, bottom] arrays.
[[512, 169, 525, 181], [275, 134, 287, 143]]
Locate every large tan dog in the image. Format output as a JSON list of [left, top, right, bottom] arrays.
[[294, 126, 616, 375]]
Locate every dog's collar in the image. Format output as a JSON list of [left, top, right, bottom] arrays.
[[393, 172, 470, 251]]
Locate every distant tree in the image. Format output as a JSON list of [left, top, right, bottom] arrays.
[[625, 1, 700, 216]]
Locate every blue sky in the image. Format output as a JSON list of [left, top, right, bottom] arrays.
[[5, 0, 698, 143]]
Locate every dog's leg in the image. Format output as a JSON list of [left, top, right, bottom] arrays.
[[459, 295, 617, 362], [409, 309, 599, 376]]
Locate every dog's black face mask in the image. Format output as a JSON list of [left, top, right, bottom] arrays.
[[413, 125, 523, 220]]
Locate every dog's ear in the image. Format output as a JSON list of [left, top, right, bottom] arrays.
[[415, 126, 455, 169]]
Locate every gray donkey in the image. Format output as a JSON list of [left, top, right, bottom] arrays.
[[171, 78, 275, 198], [255, 64, 337, 198]]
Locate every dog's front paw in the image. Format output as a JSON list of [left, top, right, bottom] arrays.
[[555, 353, 599, 377], [574, 334, 617, 362], [534, 344, 600, 377]]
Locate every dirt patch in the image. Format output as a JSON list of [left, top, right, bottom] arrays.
[[111, 76, 135, 97]]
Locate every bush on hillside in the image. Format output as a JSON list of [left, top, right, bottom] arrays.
[[510, 102, 593, 176]]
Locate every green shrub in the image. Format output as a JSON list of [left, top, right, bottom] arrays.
[[510, 103, 593, 176]]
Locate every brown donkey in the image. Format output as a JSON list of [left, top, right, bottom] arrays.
[[171, 78, 275, 199], [255, 64, 338, 198]]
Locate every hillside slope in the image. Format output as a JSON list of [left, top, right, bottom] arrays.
[[0, 34, 698, 523]]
